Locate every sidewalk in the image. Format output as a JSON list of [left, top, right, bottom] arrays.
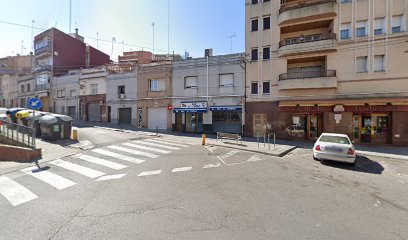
[[0, 138, 81, 175]]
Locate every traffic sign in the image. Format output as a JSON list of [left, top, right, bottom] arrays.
[[27, 97, 43, 110]]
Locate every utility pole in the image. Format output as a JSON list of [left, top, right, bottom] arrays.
[[31, 20, 35, 53], [69, 0, 72, 33], [152, 22, 155, 56], [96, 32, 99, 49], [122, 41, 125, 54], [167, 0, 170, 56], [111, 37, 116, 61], [206, 56, 209, 102]]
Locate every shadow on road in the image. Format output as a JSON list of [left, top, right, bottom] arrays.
[[321, 155, 384, 175]]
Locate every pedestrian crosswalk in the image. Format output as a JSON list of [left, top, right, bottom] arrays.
[[0, 137, 201, 207]]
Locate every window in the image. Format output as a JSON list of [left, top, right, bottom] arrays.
[[251, 48, 258, 61], [70, 89, 75, 97], [21, 85, 25, 93], [374, 18, 385, 35], [251, 0, 258, 4], [263, 16, 270, 30], [341, 0, 351, 3], [263, 81, 270, 95], [263, 47, 270, 60], [213, 111, 241, 124], [356, 56, 368, 73], [340, 23, 351, 39], [356, 21, 367, 37], [118, 85, 125, 94], [27, 84, 30, 92], [149, 79, 165, 91], [251, 82, 258, 95], [185, 76, 198, 89], [57, 89, 66, 98], [374, 55, 385, 72], [392, 15, 403, 33], [219, 74, 234, 87], [264, 0, 270, 2], [90, 84, 98, 94], [251, 18, 258, 32]]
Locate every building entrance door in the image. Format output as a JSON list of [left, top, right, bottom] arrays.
[[186, 113, 203, 133], [118, 108, 132, 126], [175, 113, 183, 132], [308, 115, 321, 140]]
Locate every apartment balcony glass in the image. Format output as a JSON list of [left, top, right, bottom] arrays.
[[279, 0, 337, 26], [35, 83, 51, 92], [278, 70, 337, 90], [278, 33, 337, 57]]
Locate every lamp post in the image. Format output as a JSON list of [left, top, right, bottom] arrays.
[[206, 56, 209, 102]]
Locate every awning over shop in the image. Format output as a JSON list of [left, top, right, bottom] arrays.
[[209, 106, 242, 111], [173, 108, 207, 113]]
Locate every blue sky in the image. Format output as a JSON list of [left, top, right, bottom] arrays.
[[0, 0, 245, 60]]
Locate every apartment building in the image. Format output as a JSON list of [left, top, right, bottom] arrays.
[[172, 53, 245, 134], [34, 27, 110, 112], [136, 62, 173, 130], [245, 0, 408, 145], [79, 67, 108, 122], [53, 70, 80, 119], [17, 74, 36, 108], [106, 64, 138, 126]]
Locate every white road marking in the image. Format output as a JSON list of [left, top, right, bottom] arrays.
[[108, 146, 159, 158], [73, 154, 128, 170], [138, 170, 162, 177], [163, 138, 196, 145], [204, 146, 215, 153], [21, 167, 76, 190], [0, 176, 38, 206], [247, 155, 262, 163], [171, 167, 192, 173], [50, 159, 105, 179], [221, 149, 240, 159], [92, 149, 145, 164], [122, 143, 171, 154], [131, 140, 181, 150], [217, 156, 228, 166], [96, 174, 127, 181], [145, 139, 189, 148], [203, 163, 222, 169]]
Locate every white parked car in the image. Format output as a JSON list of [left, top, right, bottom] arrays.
[[0, 108, 8, 122], [313, 133, 356, 165]]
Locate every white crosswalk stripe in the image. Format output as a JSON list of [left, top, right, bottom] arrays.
[[20, 167, 76, 190], [50, 159, 105, 179], [171, 167, 192, 173], [122, 143, 171, 154], [138, 170, 162, 177], [162, 138, 195, 145], [221, 149, 240, 159], [145, 139, 189, 148], [131, 140, 181, 150], [0, 176, 38, 206], [203, 163, 222, 169], [92, 148, 145, 164], [108, 145, 159, 158], [73, 154, 128, 170], [96, 174, 127, 181]]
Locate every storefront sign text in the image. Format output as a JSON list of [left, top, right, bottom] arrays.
[[181, 102, 207, 109], [279, 106, 333, 113]]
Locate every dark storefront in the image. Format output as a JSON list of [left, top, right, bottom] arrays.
[[79, 94, 107, 123], [210, 106, 242, 134]]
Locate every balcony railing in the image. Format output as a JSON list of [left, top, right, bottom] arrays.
[[33, 65, 52, 73], [35, 83, 51, 91], [279, 33, 336, 48], [34, 46, 51, 56], [279, 70, 336, 81], [279, 0, 337, 14]]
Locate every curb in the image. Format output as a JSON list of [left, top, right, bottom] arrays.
[[356, 151, 408, 161], [207, 142, 297, 157]]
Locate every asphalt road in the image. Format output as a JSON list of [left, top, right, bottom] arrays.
[[0, 133, 407, 240]]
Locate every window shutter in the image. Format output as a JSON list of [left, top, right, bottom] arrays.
[[374, 55, 384, 72], [185, 76, 197, 88], [220, 74, 234, 86]]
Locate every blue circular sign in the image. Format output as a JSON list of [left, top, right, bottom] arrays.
[[27, 98, 43, 110]]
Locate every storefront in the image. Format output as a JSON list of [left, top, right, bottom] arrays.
[[173, 101, 208, 133], [210, 106, 242, 134]]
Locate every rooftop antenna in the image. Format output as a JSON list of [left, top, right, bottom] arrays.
[[31, 20, 35, 53], [111, 37, 116, 61], [227, 33, 236, 54], [122, 41, 125, 53], [152, 22, 155, 56], [167, 0, 170, 56], [69, 0, 72, 33], [96, 32, 99, 49], [21, 40, 26, 55]]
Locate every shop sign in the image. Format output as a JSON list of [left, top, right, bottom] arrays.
[[209, 106, 242, 111], [279, 106, 333, 113], [181, 102, 207, 109], [334, 114, 342, 124], [344, 105, 400, 112], [333, 105, 345, 113], [173, 108, 207, 113]]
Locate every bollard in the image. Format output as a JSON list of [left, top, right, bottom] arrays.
[[202, 134, 206, 145], [72, 129, 78, 141]]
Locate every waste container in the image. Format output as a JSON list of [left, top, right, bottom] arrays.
[[16, 110, 30, 126], [39, 114, 72, 141], [6, 108, 25, 123], [25, 111, 49, 137]]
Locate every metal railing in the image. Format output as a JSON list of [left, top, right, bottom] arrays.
[[279, 70, 336, 81], [279, 0, 337, 14], [0, 120, 35, 149], [279, 33, 337, 48], [257, 132, 276, 150], [36, 83, 51, 91]]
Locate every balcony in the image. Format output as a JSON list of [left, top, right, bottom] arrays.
[[278, 0, 337, 26], [35, 83, 51, 92], [34, 46, 52, 57], [278, 33, 337, 57], [33, 65, 52, 73], [278, 70, 337, 90]]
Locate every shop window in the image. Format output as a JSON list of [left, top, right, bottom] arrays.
[[213, 111, 241, 124], [376, 116, 388, 134], [286, 115, 305, 138], [251, 82, 258, 95]]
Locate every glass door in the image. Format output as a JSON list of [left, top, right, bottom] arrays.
[[309, 115, 319, 140]]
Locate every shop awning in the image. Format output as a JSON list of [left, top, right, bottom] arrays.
[[209, 106, 242, 111], [173, 108, 207, 113]]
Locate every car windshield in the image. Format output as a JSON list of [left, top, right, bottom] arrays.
[[0, 109, 7, 115], [320, 135, 350, 144]]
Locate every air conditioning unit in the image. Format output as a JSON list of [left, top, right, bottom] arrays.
[[119, 94, 126, 99]]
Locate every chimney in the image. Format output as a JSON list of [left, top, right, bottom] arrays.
[[75, 28, 78, 35]]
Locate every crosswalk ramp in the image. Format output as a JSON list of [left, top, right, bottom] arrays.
[[0, 138, 192, 207]]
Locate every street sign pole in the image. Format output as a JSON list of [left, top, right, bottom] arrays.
[[27, 97, 42, 149], [32, 109, 35, 148]]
